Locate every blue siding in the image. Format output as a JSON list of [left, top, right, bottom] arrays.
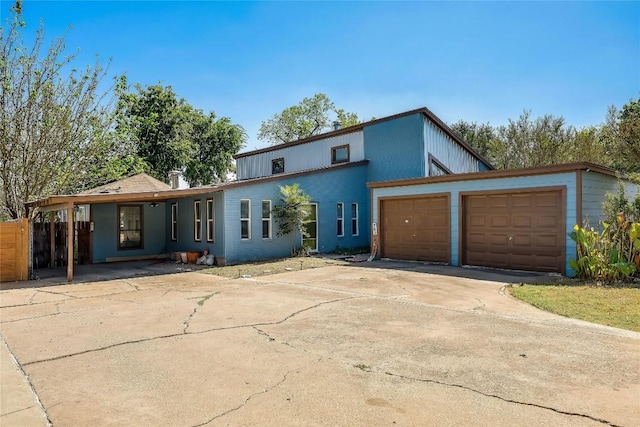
[[92, 202, 167, 263], [581, 171, 639, 225], [479, 162, 492, 171], [364, 113, 425, 182], [224, 164, 370, 264], [165, 192, 225, 259], [372, 173, 578, 275]]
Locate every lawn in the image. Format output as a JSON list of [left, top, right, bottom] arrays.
[[509, 284, 640, 332]]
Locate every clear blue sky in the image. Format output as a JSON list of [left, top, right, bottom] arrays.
[[4, 1, 639, 152]]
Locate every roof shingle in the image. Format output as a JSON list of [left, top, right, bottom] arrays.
[[78, 173, 172, 195]]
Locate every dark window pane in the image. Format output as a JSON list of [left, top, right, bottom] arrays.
[[262, 201, 270, 219], [241, 221, 249, 239], [241, 200, 249, 218], [262, 221, 270, 238]]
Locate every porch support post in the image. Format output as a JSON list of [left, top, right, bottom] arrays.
[[49, 212, 55, 268], [67, 203, 74, 282]]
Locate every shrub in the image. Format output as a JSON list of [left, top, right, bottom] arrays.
[[570, 180, 640, 284]]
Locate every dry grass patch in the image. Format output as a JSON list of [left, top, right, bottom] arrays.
[[510, 284, 640, 332], [202, 256, 349, 278]]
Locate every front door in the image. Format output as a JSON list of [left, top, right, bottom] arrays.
[[302, 203, 318, 252]]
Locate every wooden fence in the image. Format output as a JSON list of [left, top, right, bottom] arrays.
[[0, 218, 29, 282]]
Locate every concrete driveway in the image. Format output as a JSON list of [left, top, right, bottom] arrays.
[[1, 261, 638, 426]]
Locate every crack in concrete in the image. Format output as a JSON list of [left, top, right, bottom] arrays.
[[1, 312, 62, 324], [472, 297, 485, 310], [23, 297, 354, 367], [0, 405, 36, 417], [120, 280, 141, 291], [253, 327, 275, 341], [183, 293, 218, 333], [192, 357, 322, 426], [380, 370, 621, 427], [1, 335, 52, 426], [35, 289, 79, 299]]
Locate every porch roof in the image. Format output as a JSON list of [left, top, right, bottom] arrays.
[[26, 160, 370, 211]]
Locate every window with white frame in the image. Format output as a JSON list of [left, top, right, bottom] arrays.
[[171, 203, 178, 241], [262, 200, 272, 239], [336, 202, 344, 236], [206, 199, 214, 242], [351, 203, 359, 236], [240, 199, 251, 239], [194, 200, 202, 241]]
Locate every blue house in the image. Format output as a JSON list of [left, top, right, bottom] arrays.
[[26, 107, 637, 280]]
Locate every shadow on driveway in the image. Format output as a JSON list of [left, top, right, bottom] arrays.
[[1, 257, 559, 292], [344, 258, 560, 285]]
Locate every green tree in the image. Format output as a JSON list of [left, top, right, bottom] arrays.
[[115, 83, 194, 183], [116, 82, 245, 186], [448, 120, 496, 159], [258, 93, 360, 145], [617, 98, 640, 172], [185, 113, 246, 186], [272, 183, 312, 255], [490, 111, 575, 169], [566, 126, 611, 165], [0, 1, 122, 219]]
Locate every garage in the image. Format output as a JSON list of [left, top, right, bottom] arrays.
[[462, 188, 565, 273], [380, 195, 450, 263]]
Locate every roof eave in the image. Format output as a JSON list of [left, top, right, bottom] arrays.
[[367, 162, 619, 189]]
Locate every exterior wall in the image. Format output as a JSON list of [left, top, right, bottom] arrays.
[[581, 171, 639, 225], [165, 192, 225, 259], [236, 131, 364, 180], [371, 172, 578, 275], [363, 113, 425, 182], [223, 164, 370, 264], [423, 118, 488, 174], [92, 202, 167, 263]]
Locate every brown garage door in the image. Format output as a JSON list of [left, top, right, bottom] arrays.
[[462, 189, 565, 273], [380, 195, 450, 263]]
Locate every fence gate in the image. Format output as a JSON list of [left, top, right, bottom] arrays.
[[0, 219, 29, 282]]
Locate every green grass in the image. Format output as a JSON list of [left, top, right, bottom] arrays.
[[510, 284, 640, 332], [202, 256, 349, 278]]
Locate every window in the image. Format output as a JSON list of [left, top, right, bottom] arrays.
[[262, 200, 272, 239], [272, 158, 285, 174], [331, 144, 350, 164], [171, 203, 178, 241], [118, 205, 143, 250], [206, 199, 214, 242], [336, 202, 344, 236], [429, 154, 452, 177], [351, 203, 359, 236], [194, 200, 202, 241], [240, 199, 251, 239]]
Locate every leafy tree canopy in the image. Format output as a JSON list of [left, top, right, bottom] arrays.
[[115, 82, 246, 186], [450, 98, 639, 173], [258, 93, 360, 145]]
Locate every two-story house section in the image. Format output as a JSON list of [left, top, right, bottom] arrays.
[[235, 107, 492, 183]]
